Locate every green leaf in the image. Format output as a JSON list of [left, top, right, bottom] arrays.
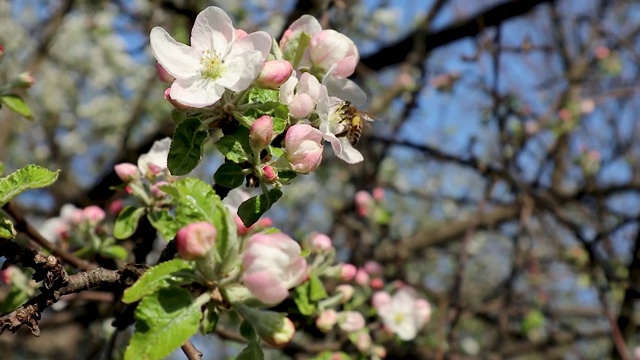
[[168, 117, 209, 175], [267, 146, 284, 158], [201, 303, 219, 334], [213, 162, 245, 189], [114, 206, 145, 240], [272, 117, 286, 135], [308, 274, 328, 301], [0, 213, 16, 239], [239, 320, 258, 342], [0, 94, 32, 120], [101, 245, 128, 260], [237, 188, 283, 227], [215, 127, 251, 163], [0, 285, 30, 313], [161, 178, 218, 225], [147, 209, 180, 241], [122, 259, 196, 304], [125, 288, 205, 360], [277, 169, 297, 183], [0, 165, 59, 206], [247, 88, 279, 103], [236, 341, 264, 360], [293, 282, 314, 315]]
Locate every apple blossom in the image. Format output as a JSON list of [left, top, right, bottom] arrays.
[[310, 232, 332, 251], [138, 137, 171, 176], [257, 60, 293, 89], [262, 165, 278, 183], [81, 205, 105, 224], [309, 30, 358, 78], [279, 15, 366, 105], [250, 115, 274, 150], [150, 6, 271, 107], [341, 263, 357, 281], [164, 88, 189, 110], [355, 269, 370, 286], [241, 232, 308, 305], [316, 309, 337, 333], [335, 284, 354, 303], [317, 86, 364, 164], [114, 163, 138, 182], [374, 288, 431, 341], [371, 291, 391, 308], [176, 221, 217, 260], [284, 124, 323, 174], [279, 72, 321, 119], [363, 260, 383, 275], [337, 311, 365, 332]]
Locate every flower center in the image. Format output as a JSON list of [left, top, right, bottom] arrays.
[[200, 49, 226, 80], [393, 312, 406, 325]]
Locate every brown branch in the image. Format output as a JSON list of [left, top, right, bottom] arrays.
[[2, 202, 94, 271], [0, 238, 69, 290], [0, 264, 146, 336], [360, 0, 555, 71]]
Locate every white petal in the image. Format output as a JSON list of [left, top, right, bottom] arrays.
[[279, 74, 298, 103], [324, 76, 367, 106], [288, 15, 322, 36], [170, 77, 225, 107], [334, 137, 364, 164], [150, 27, 201, 79], [138, 138, 171, 175], [228, 31, 272, 61], [218, 51, 264, 92], [190, 6, 234, 53]]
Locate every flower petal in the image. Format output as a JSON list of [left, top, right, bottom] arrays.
[[243, 271, 289, 305], [150, 27, 201, 79], [324, 76, 367, 106], [190, 6, 234, 53], [218, 51, 264, 92], [170, 77, 225, 107], [228, 31, 272, 61]]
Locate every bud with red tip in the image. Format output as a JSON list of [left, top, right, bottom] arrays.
[[114, 163, 139, 182], [257, 60, 293, 89], [262, 165, 278, 183], [250, 115, 274, 150], [176, 221, 217, 260]]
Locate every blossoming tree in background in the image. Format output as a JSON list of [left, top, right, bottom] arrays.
[[0, 6, 430, 360]]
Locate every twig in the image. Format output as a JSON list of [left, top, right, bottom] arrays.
[[2, 202, 94, 271]]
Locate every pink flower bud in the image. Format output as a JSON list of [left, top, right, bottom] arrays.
[[355, 269, 370, 286], [372, 291, 391, 309], [355, 333, 372, 353], [335, 284, 354, 303], [285, 124, 323, 174], [108, 199, 124, 215], [151, 181, 168, 197], [234, 214, 250, 236], [316, 309, 337, 333], [82, 206, 105, 223], [354, 190, 373, 217], [341, 263, 357, 281], [250, 115, 274, 150], [14, 72, 35, 89], [114, 163, 139, 182], [164, 88, 189, 110], [156, 63, 175, 83], [257, 60, 293, 89], [370, 278, 384, 290], [176, 221, 217, 260], [363, 261, 383, 275], [289, 93, 315, 119], [338, 311, 365, 332], [309, 30, 358, 78], [242, 232, 308, 305], [372, 187, 384, 201], [256, 217, 273, 228], [310, 233, 332, 251], [262, 165, 278, 183], [0, 44, 4, 60], [1, 266, 15, 284]]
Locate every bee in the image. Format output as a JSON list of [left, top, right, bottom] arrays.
[[334, 101, 373, 145]]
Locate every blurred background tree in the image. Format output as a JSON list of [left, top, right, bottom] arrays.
[[2, 0, 640, 359]]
